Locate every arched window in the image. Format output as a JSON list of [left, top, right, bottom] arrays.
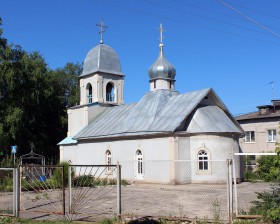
[[198, 150, 208, 171], [106, 83, 114, 102], [86, 83, 93, 103], [136, 150, 143, 178], [106, 150, 112, 172]]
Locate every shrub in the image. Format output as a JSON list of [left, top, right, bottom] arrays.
[[73, 175, 94, 187], [0, 178, 13, 192], [0, 154, 14, 168], [53, 161, 70, 187], [256, 155, 280, 182], [72, 175, 128, 187], [250, 185, 280, 223]]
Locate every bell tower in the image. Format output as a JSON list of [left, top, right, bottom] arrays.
[[79, 20, 124, 106], [66, 20, 125, 137]]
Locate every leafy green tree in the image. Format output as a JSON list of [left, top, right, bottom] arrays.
[[0, 18, 80, 164], [54, 62, 81, 108]]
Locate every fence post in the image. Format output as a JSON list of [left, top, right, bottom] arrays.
[[13, 168, 16, 217], [232, 155, 238, 218], [17, 166, 21, 215], [62, 165, 66, 216], [69, 165, 72, 214], [227, 159, 233, 223], [117, 161, 122, 218], [13, 168, 19, 217]]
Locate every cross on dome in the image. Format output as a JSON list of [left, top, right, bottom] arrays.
[[96, 19, 108, 44], [158, 23, 165, 47]]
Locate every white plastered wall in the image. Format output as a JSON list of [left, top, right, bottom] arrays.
[[188, 135, 240, 183], [60, 145, 78, 164], [60, 135, 241, 184], [61, 137, 172, 183], [67, 107, 88, 137], [150, 80, 174, 91]]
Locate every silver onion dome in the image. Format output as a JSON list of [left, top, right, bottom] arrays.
[[80, 44, 124, 77], [148, 43, 176, 81]]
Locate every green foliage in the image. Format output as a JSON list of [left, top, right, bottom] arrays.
[[21, 178, 59, 191], [232, 220, 257, 224], [0, 172, 13, 192], [121, 179, 129, 186], [250, 186, 280, 223], [101, 218, 113, 224], [53, 162, 70, 187], [72, 174, 128, 187], [210, 198, 222, 223], [0, 154, 14, 167], [0, 18, 81, 164], [256, 155, 280, 182], [73, 175, 95, 187], [244, 170, 260, 182]]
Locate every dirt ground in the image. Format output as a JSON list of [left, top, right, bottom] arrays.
[[0, 182, 274, 221]]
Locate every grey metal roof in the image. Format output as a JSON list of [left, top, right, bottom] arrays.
[[186, 106, 242, 133], [80, 44, 124, 77], [148, 46, 176, 81], [73, 88, 243, 140]]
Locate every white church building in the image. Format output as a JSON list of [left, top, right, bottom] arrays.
[[59, 24, 243, 184]]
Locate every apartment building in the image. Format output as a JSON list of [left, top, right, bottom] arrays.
[[236, 100, 280, 153]]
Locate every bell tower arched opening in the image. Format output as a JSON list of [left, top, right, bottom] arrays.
[[86, 83, 93, 104], [106, 82, 115, 102]]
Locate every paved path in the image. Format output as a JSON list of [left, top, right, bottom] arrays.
[[0, 182, 274, 221]]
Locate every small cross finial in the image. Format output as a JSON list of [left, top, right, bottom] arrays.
[[96, 19, 108, 44], [158, 23, 165, 47]]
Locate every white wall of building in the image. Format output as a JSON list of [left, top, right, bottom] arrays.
[[61, 135, 240, 184], [61, 137, 172, 182], [67, 107, 87, 137], [189, 135, 240, 183], [149, 80, 174, 91], [80, 73, 124, 105], [60, 145, 77, 163]]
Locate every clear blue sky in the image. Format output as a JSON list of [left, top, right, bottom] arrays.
[[1, 0, 280, 115]]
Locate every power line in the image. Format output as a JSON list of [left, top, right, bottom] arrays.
[[225, 1, 280, 20], [172, 0, 280, 32], [93, 0, 280, 46], [217, 0, 280, 39], [142, 0, 276, 38], [172, 0, 249, 22]]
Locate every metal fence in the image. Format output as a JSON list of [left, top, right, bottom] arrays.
[[19, 165, 65, 217], [0, 168, 18, 216], [1, 157, 279, 222], [67, 164, 121, 221]]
